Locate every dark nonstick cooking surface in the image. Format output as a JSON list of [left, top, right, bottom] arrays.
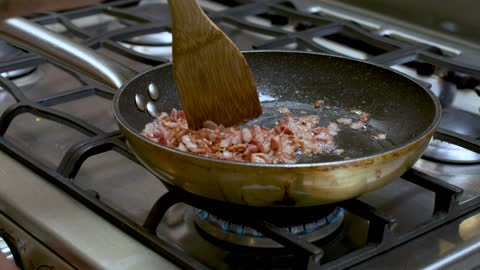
[[116, 51, 437, 164]]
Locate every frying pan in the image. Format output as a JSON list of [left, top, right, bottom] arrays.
[[0, 18, 441, 207]]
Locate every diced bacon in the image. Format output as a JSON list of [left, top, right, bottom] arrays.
[[297, 115, 319, 129], [372, 132, 387, 140], [270, 135, 280, 151], [219, 138, 231, 148], [203, 120, 218, 130], [241, 128, 252, 143], [314, 131, 331, 142], [141, 107, 377, 164], [181, 135, 198, 151], [251, 125, 263, 139], [153, 131, 167, 144], [250, 153, 272, 163], [276, 107, 291, 115], [312, 127, 328, 135], [158, 112, 169, 120], [276, 118, 299, 135], [177, 110, 185, 119], [177, 143, 187, 151], [162, 121, 178, 128], [222, 151, 232, 159], [229, 131, 241, 145], [257, 138, 271, 154], [279, 135, 295, 156], [228, 144, 248, 153], [350, 122, 365, 130], [358, 112, 370, 123], [244, 144, 260, 155], [170, 108, 178, 121], [336, 118, 352, 125], [328, 122, 340, 136], [313, 100, 324, 108]]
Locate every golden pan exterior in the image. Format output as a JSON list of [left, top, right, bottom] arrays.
[[122, 125, 433, 207]]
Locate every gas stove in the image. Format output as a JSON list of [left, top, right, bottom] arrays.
[[0, 0, 479, 269]]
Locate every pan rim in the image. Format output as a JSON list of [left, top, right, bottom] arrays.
[[113, 50, 442, 168]]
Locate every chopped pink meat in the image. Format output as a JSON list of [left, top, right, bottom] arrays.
[[372, 132, 387, 140], [328, 122, 340, 136], [358, 112, 370, 123], [276, 107, 291, 115], [313, 100, 324, 108], [241, 128, 252, 143], [141, 109, 338, 164], [350, 121, 366, 130], [336, 118, 352, 125], [250, 153, 272, 163]]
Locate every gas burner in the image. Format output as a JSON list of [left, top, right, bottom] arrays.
[[0, 41, 36, 79], [424, 108, 480, 164], [194, 207, 344, 248], [121, 2, 172, 46], [117, 2, 173, 59]]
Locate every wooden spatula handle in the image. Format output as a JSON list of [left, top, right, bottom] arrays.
[[167, 0, 207, 26], [167, 0, 218, 52], [166, 0, 262, 129]]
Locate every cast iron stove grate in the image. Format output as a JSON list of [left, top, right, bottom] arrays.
[[0, 0, 479, 269]]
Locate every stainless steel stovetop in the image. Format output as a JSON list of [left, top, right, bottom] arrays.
[[0, 0, 479, 269]]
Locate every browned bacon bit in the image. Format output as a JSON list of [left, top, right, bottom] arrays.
[[372, 132, 387, 140], [358, 112, 370, 123], [336, 118, 352, 125], [313, 100, 324, 108], [348, 112, 370, 130], [142, 109, 338, 164], [328, 122, 340, 136], [349, 121, 365, 130], [251, 153, 272, 163], [276, 107, 291, 115]]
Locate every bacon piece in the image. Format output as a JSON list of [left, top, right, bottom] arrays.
[[241, 128, 252, 143], [250, 153, 272, 163], [358, 112, 370, 123], [222, 151, 233, 159], [203, 120, 218, 130], [231, 130, 242, 145], [153, 131, 167, 144], [336, 118, 352, 125], [181, 135, 198, 151], [372, 132, 387, 140], [270, 135, 280, 151], [177, 143, 187, 151], [142, 108, 346, 164], [350, 122, 365, 130], [328, 122, 340, 136], [276, 107, 291, 115], [170, 108, 178, 121], [219, 138, 231, 148], [313, 100, 324, 108], [244, 144, 260, 155]]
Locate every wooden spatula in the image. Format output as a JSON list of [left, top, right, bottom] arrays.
[[167, 0, 262, 130]]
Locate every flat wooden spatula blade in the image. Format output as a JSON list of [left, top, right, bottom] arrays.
[[168, 0, 262, 130]]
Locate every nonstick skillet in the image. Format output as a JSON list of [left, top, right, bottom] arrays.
[[0, 18, 441, 207]]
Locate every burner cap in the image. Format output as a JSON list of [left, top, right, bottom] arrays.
[[194, 207, 344, 248], [121, 3, 172, 46]]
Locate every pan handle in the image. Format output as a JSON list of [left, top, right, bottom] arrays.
[[0, 18, 135, 90]]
